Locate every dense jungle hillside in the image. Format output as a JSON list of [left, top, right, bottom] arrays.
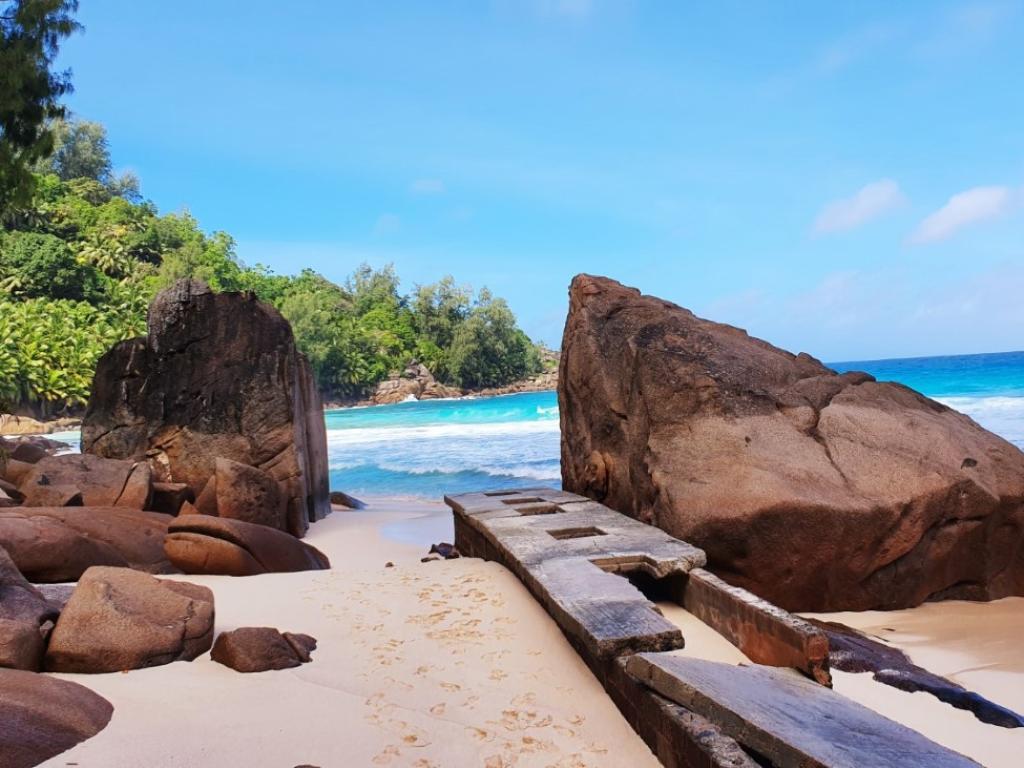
[[0, 119, 544, 417]]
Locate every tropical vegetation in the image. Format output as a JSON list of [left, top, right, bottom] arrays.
[[0, 118, 544, 415]]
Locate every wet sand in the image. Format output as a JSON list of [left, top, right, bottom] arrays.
[[43, 500, 661, 767]]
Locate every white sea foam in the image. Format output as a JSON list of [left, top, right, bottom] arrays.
[[937, 395, 1024, 447], [325, 418, 559, 447]]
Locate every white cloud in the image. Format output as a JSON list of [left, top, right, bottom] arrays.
[[909, 185, 1014, 244], [410, 178, 445, 195], [813, 179, 906, 234]]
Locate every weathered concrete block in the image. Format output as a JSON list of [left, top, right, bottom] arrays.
[[626, 654, 981, 768]]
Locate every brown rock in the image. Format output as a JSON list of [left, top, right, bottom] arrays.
[[150, 481, 195, 516], [44, 566, 214, 673], [0, 667, 113, 768], [559, 275, 1024, 611], [0, 459, 34, 486], [164, 515, 330, 576], [19, 454, 151, 509], [80, 279, 330, 538], [372, 361, 461, 405], [20, 484, 82, 508], [0, 618, 47, 672], [210, 627, 316, 672], [0, 487, 16, 509], [0, 478, 23, 504], [0, 507, 173, 582], [192, 458, 287, 531], [8, 442, 47, 464], [0, 545, 59, 670], [116, 462, 153, 510]]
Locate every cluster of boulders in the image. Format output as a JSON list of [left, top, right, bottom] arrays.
[[372, 361, 462, 404], [559, 274, 1024, 612], [1, 281, 333, 763]]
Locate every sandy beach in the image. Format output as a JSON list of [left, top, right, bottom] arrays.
[[28, 497, 1024, 767], [41, 500, 661, 768]]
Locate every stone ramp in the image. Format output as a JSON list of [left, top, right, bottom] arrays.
[[447, 488, 703, 658], [445, 487, 980, 768], [627, 654, 981, 768]]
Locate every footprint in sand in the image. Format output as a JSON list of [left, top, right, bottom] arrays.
[[489, 669, 508, 681], [371, 745, 401, 765]]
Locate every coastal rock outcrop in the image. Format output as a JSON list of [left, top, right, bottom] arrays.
[[210, 627, 317, 672], [164, 515, 330, 576], [0, 667, 113, 768], [0, 546, 60, 670], [44, 566, 214, 673], [372, 361, 462, 405], [80, 279, 330, 538], [559, 274, 1024, 611], [0, 507, 173, 582]]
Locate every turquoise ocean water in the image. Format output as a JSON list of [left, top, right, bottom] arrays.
[[51, 351, 1023, 501], [326, 350, 1024, 499]]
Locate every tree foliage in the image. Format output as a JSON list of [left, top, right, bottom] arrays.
[[0, 118, 544, 413], [0, 0, 80, 212]]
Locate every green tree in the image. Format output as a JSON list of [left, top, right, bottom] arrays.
[[445, 289, 541, 389], [0, 230, 103, 301], [47, 117, 110, 181], [0, 0, 80, 212]]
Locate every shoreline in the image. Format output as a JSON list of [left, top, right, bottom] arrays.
[[1, 387, 560, 437]]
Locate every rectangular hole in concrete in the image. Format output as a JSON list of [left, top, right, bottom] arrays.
[[484, 490, 519, 497], [502, 497, 543, 505], [515, 503, 561, 516], [548, 526, 606, 540]]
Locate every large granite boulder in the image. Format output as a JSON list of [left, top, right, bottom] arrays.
[[559, 275, 1024, 611], [80, 279, 330, 537], [45, 566, 214, 673], [0, 546, 60, 670], [0, 507, 173, 582], [0, 667, 113, 768], [19, 454, 152, 509], [164, 515, 330, 576], [211, 627, 317, 673]]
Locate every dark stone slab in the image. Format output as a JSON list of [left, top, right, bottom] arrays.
[[809, 619, 1024, 728], [627, 653, 982, 768]]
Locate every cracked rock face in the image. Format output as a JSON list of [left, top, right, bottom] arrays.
[[80, 279, 330, 538], [44, 566, 214, 673], [558, 275, 1024, 611]]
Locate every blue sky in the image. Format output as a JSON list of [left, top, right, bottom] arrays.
[[58, 1, 1024, 360]]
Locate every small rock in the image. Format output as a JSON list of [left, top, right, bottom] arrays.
[[384, 561, 394, 568], [211, 627, 317, 673], [429, 542, 461, 560], [329, 490, 366, 509], [420, 556, 441, 563]]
